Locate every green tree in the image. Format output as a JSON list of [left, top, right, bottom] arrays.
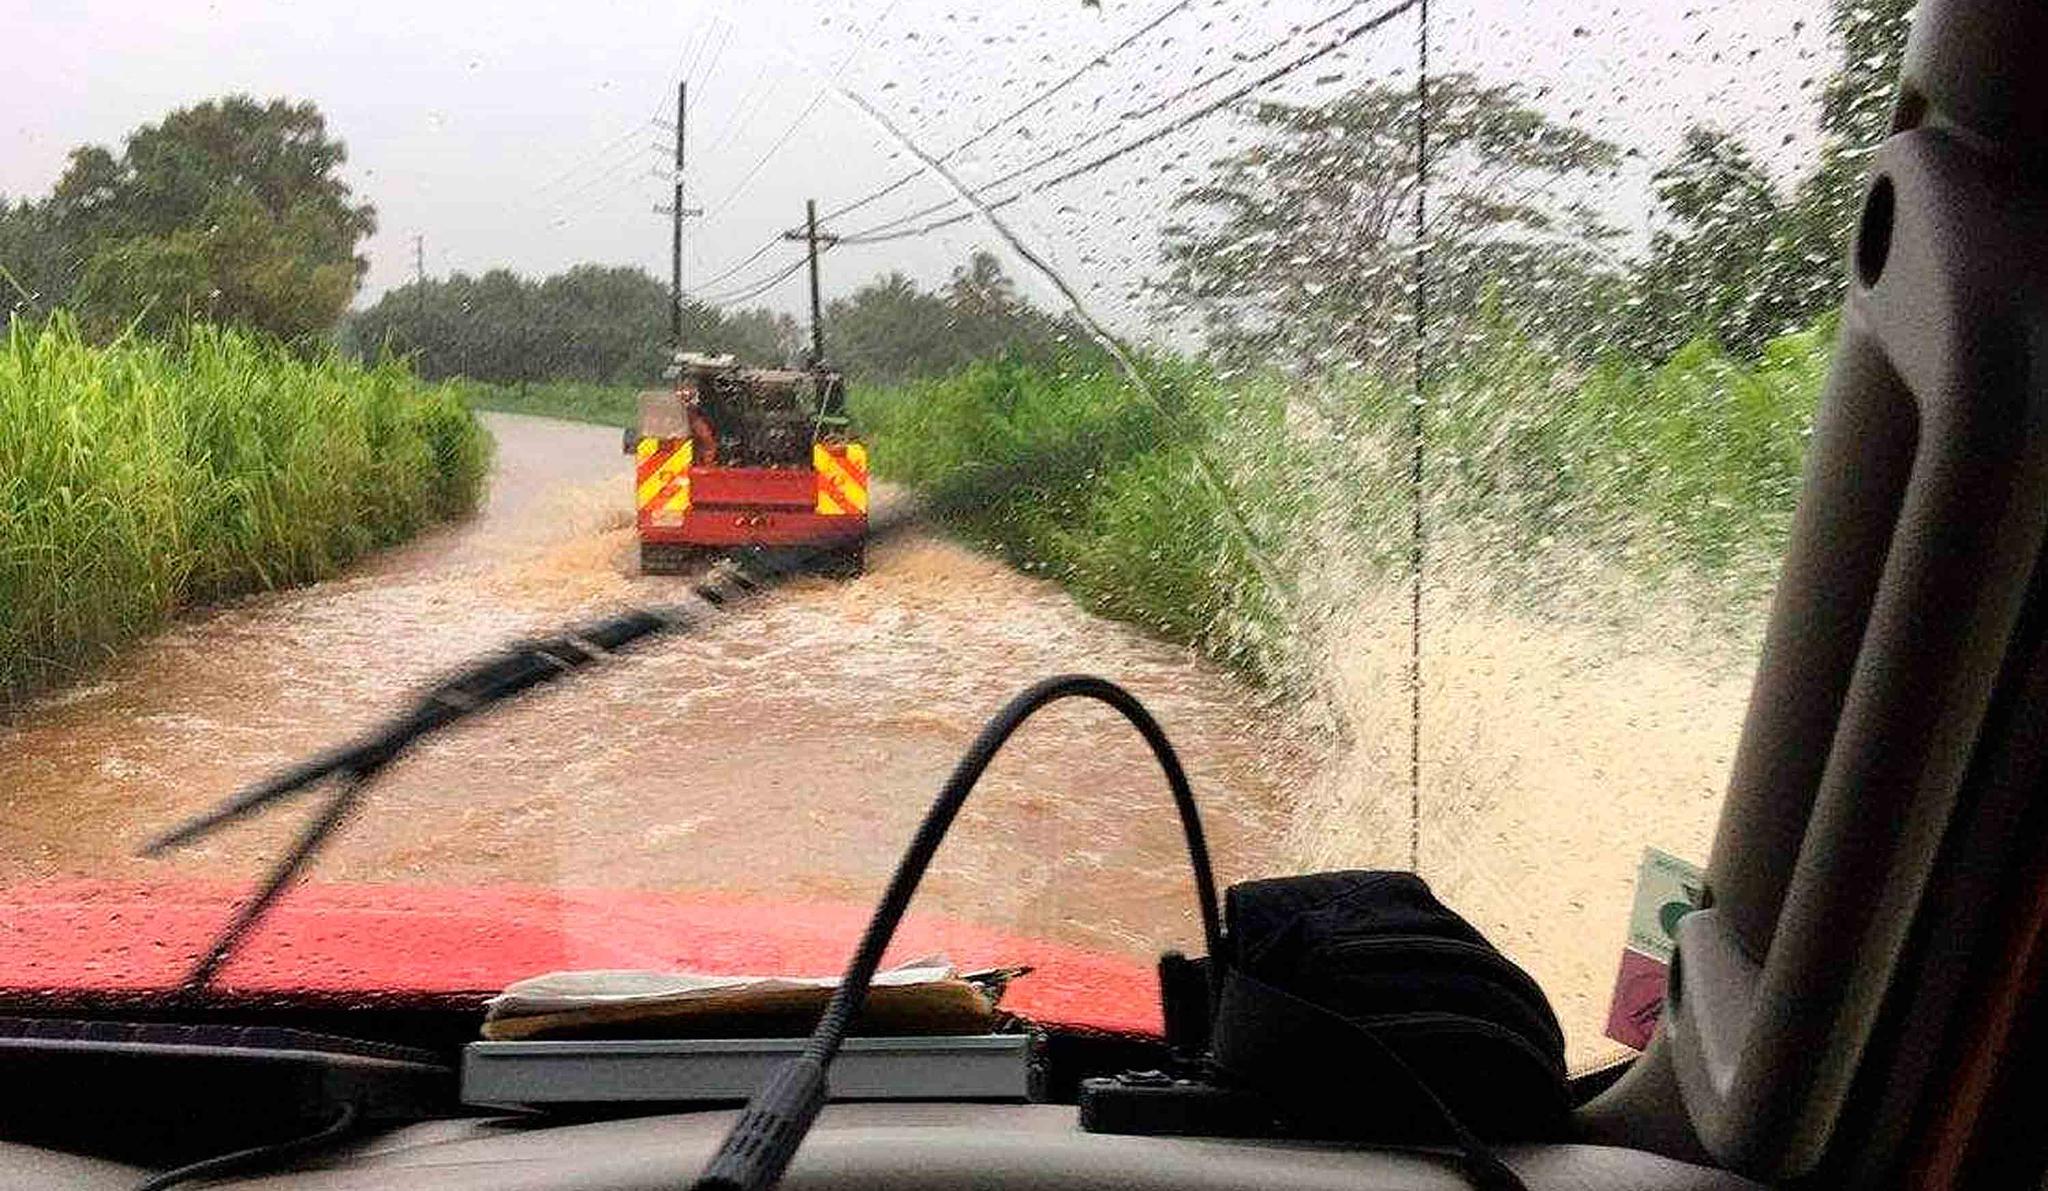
[[829, 253, 1071, 384], [1159, 73, 1623, 375], [70, 188, 361, 338], [706, 305, 802, 366], [1629, 0, 1914, 357], [828, 272, 960, 384], [45, 96, 375, 341], [942, 251, 1059, 362], [1626, 129, 1824, 356], [0, 196, 72, 322]]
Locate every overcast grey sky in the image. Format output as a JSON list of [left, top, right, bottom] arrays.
[[2, 0, 1830, 336]]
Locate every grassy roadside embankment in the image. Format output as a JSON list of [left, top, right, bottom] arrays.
[[849, 325, 1829, 682], [453, 379, 638, 428], [1, 317, 492, 705]]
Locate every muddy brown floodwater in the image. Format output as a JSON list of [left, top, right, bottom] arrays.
[[0, 412, 1306, 964]]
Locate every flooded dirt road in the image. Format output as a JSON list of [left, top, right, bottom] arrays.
[[0, 412, 1303, 965]]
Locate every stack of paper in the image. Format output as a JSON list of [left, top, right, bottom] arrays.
[[481, 958, 1006, 1041]]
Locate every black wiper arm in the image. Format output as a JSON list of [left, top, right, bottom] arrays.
[[141, 511, 909, 992], [171, 773, 369, 991]]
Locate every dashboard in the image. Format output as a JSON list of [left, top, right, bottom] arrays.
[[8, 1104, 1764, 1190]]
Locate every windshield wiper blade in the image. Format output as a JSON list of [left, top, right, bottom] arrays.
[[141, 508, 913, 992]]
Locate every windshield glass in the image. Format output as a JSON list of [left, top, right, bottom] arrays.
[[0, 0, 1895, 1067]]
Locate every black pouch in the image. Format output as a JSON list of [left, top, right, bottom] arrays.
[[1210, 871, 1569, 1189]]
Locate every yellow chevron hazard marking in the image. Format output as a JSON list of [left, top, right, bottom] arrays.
[[813, 443, 869, 515], [637, 439, 692, 512]]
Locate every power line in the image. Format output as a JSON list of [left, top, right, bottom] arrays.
[[698, 253, 812, 306], [818, 0, 1195, 225], [838, 0, 1420, 246], [707, 96, 830, 217], [705, 0, 902, 219], [696, 209, 842, 308], [973, 0, 1194, 157], [704, 60, 778, 161], [656, 15, 724, 135], [692, 21, 733, 92], [677, 18, 719, 93], [696, 0, 1404, 305], [841, 0, 1402, 243], [692, 238, 782, 292], [654, 19, 709, 129], [534, 122, 712, 223], [697, 64, 768, 163], [699, 261, 803, 305], [543, 185, 651, 230], [531, 119, 658, 198], [539, 144, 664, 215], [695, 0, 1191, 314]]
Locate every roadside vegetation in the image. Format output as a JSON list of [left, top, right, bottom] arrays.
[[2, 96, 491, 707], [0, 318, 489, 704], [453, 378, 639, 428], [852, 324, 1827, 683]]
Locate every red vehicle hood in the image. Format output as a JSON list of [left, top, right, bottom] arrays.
[[0, 880, 1160, 1035]]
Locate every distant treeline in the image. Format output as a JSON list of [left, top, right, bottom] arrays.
[[343, 250, 1092, 390], [342, 266, 797, 385], [822, 251, 1093, 385]]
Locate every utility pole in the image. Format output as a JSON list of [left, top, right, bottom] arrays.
[[671, 81, 685, 349], [412, 234, 425, 319], [655, 82, 704, 352], [782, 199, 839, 366]]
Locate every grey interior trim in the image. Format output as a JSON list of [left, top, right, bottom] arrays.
[[1582, 0, 2048, 1181], [183, 1104, 1764, 1191], [1613, 0, 2048, 1179], [0, 1140, 141, 1191]]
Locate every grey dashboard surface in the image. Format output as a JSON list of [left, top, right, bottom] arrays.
[[0, 1141, 140, 1190], [46, 1104, 1768, 1191]]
